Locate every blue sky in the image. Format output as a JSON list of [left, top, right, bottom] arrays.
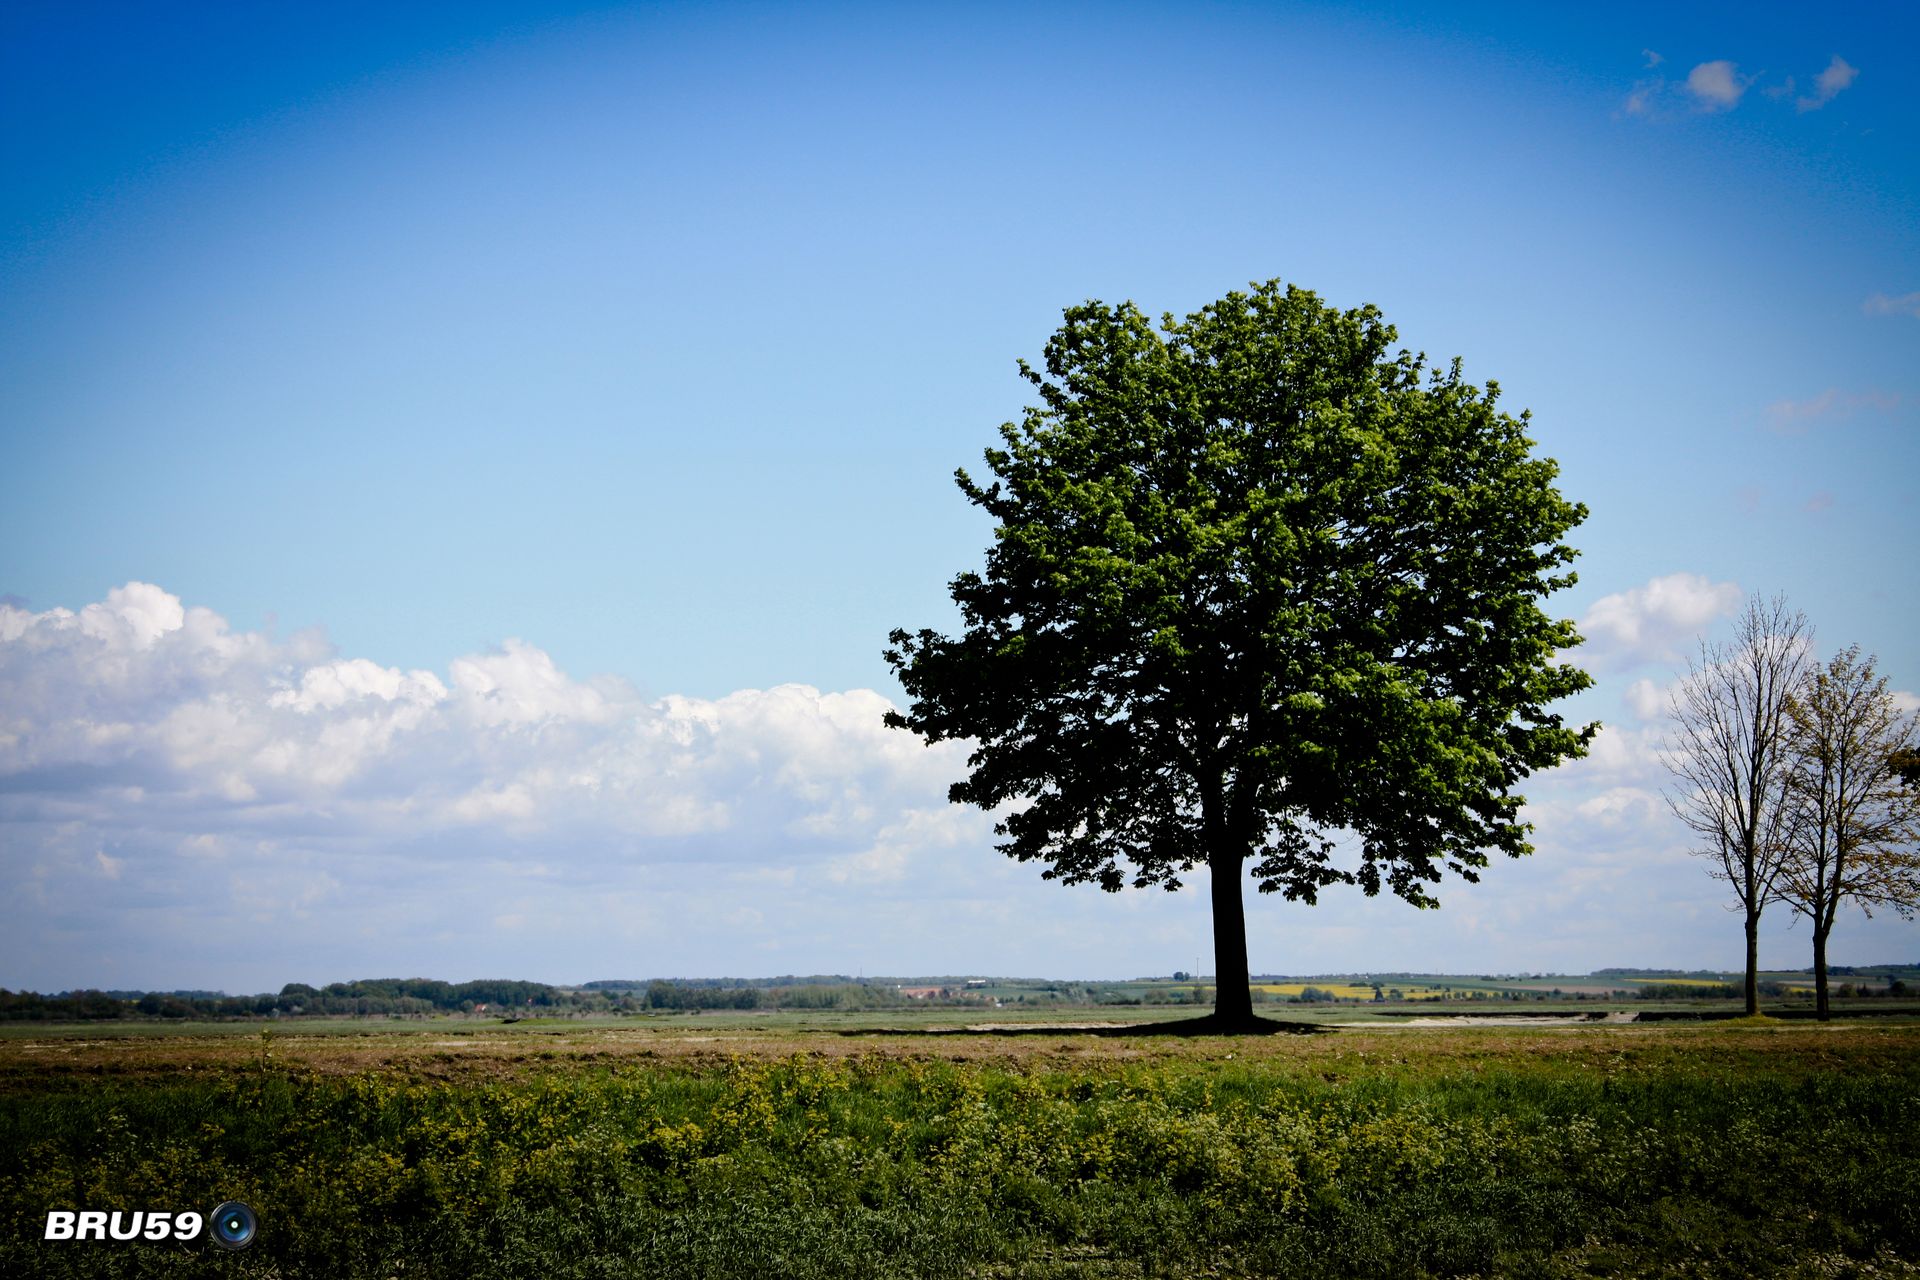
[[3, 1, 1916, 993]]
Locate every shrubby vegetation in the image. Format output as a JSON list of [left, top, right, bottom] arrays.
[[1628, 984, 1742, 1001], [3, 1038, 1918, 1278]]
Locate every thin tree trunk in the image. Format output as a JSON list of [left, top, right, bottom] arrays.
[[1743, 910, 1761, 1017], [1209, 850, 1253, 1026], [1813, 923, 1831, 1021]]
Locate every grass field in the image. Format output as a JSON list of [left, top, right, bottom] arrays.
[[2, 1012, 1917, 1278]]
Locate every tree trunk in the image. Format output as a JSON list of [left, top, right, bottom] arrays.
[[1743, 910, 1760, 1017], [1813, 923, 1831, 1022], [1210, 850, 1253, 1025]]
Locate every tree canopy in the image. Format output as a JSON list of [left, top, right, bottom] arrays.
[[885, 280, 1595, 1025]]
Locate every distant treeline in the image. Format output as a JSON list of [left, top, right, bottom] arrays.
[[0, 979, 575, 1022], [636, 982, 909, 1011], [1628, 980, 1910, 1001], [1595, 968, 1731, 979], [586, 975, 873, 991], [0, 976, 923, 1022], [1597, 965, 1916, 979], [8, 971, 1911, 1023]]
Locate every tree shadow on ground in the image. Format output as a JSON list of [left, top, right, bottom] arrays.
[[839, 1014, 1328, 1039]]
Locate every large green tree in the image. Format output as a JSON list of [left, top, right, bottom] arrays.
[[885, 281, 1595, 1026]]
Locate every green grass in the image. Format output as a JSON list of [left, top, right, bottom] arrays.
[[2, 1023, 1917, 1277]]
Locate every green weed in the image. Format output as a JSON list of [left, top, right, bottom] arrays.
[[1, 1038, 1915, 1277]]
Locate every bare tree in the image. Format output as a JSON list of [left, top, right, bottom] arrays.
[[1776, 646, 1920, 1020], [1662, 595, 1813, 1016]]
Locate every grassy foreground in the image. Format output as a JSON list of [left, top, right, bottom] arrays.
[[2, 1017, 1917, 1278]]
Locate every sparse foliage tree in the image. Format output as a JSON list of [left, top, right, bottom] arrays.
[[885, 280, 1595, 1027], [1662, 595, 1813, 1016], [1776, 646, 1920, 1020]]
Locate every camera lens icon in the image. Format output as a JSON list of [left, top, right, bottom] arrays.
[[207, 1201, 257, 1251]]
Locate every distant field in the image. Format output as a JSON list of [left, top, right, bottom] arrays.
[[2, 1011, 1917, 1278], [1251, 982, 1446, 1000], [1252, 982, 1380, 998]]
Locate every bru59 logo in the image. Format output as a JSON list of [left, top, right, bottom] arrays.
[[46, 1201, 257, 1250]]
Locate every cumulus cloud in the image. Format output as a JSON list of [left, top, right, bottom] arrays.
[[0, 583, 984, 935], [1577, 573, 1744, 671], [1864, 292, 1920, 319], [1797, 55, 1857, 111], [1623, 678, 1667, 721], [1684, 60, 1746, 111], [1574, 786, 1666, 829], [1576, 724, 1669, 790]]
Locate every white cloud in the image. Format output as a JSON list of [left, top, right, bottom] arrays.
[[1685, 60, 1746, 111], [1624, 678, 1667, 721], [1574, 724, 1668, 790], [1574, 786, 1665, 829], [447, 782, 539, 824], [1797, 55, 1857, 111], [87, 582, 186, 647], [272, 658, 446, 713], [1641, 49, 1663, 69], [1578, 572, 1744, 671], [826, 806, 979, 885], [1864, 292, 1920, 319], [449, 639, 616, 727], [0, 582, 979, 895]]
